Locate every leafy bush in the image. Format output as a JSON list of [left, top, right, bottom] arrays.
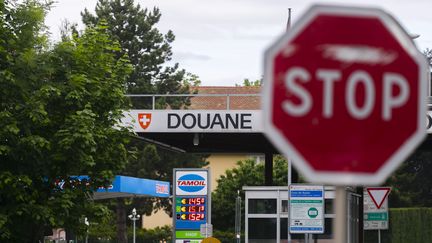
[[364, 208, 432, 243], [133, 225, 172, 243]]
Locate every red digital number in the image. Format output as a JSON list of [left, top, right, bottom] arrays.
[[186, 197, 206, 205], [186, 213, 205, 221], [187, 206, 205, 213], [196, 197, 205, 205], [188, 206, 196, 212]]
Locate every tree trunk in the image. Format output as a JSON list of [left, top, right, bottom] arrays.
[[65, 228, 76, 243], [27, 222, 45, 243], [116, 198, 128, 243]]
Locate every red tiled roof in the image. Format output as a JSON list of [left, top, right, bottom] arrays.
[[193, 86, 261, 94], [190, 86, 261, 110]]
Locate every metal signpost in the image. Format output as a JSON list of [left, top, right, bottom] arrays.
[[173, 169, 210, 243], [262, 4, 428, 243], [364, 187, 391, 243], [128, 208, 140, 243], [235, 190, 241, 243], [200, 223, 213, 238], [289, 184, 325, 235], [427, 111, 432, 133]]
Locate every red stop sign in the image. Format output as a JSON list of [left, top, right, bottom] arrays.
[[262, 5, 428, 185]]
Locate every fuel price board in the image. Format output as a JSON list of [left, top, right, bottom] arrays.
[[176, 196, 207, 228], [173, 169, 210, 242]]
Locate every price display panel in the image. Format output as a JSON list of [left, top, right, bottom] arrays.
[[175, 196, 207, 229]]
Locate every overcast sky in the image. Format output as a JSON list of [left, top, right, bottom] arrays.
[[45, 0, 432, 86]]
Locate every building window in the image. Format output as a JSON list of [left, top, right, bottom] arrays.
[[281, 200, 289, 213], [248, 199, 277, 214], [249, 218, 277, 242]]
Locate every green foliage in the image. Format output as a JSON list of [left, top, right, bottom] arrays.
[[87, 225, 172, 243], [364, 208, 432, 243], [386, 50, 431, 208], [124, 142, 208, 216], [134, 225, 172, 242], [81, 0, 199, 109], [212, 156, 288, 231], [213, 230, 244, 243], [0, 1, 132, 241], [423, 48, 432, 67], [88, 208, 117, 241], [81, 2, 207, 242], [386, 150, 432, 207], [236, 78, 262, 87]]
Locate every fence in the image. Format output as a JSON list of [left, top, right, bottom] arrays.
[[125, 94, 261, 110]]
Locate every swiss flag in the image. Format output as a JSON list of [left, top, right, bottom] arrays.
[[138, 113, 152, 130]]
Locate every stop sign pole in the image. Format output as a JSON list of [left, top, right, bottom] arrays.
[[262, 5, 428, 243]]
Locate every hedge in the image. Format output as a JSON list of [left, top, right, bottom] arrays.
[[80, 208, 432, 242], [364, 208, 432, 243], [86, 225, 171, 243]]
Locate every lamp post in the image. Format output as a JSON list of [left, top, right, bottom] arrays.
[[128, 208, 140, 243], [84, 217, 89, 243], [235, 190, 241, 243]]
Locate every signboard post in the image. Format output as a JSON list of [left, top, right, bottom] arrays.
[[200, 223, 213, 238], [364, 187, 391, 243], [289, 184, 325, 234], [262, 4, 427, 243], [427, 111, 432, 133], [173, 169, 210, 243]]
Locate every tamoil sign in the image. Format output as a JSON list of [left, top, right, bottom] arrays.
[[174, 169, 210, 242], [176, 171, 208, 196]]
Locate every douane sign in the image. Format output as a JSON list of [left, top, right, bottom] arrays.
[[262, 5, 428, 185], [122, 110, 262, 133]]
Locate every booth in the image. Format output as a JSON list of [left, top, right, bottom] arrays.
[[243, 186, 361, 243]]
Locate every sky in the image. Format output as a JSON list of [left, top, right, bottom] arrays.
[[45, 0, 432, 86]]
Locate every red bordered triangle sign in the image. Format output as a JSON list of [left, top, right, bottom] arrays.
[[366, 187, 391, 209]]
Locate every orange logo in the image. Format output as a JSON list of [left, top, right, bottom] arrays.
[[138, 113, 152, 130]]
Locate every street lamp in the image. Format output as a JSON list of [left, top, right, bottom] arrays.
[[128, 208, 140, 243], [84, 217, 89, 243]]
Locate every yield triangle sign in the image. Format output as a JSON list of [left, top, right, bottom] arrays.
[[367, 187, 391, 209]]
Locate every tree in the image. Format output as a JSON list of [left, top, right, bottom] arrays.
[[423, 49, 432, 95], [384, 50, 432, 207], [112, 141, 207, 242], [212, 156, 288, 232], [236, 78, 262, 87], [81, 1, 207, 242], [423, 48, 432, 67], [124, 142, 208, 213], [387, 150, 432, 207], [81, 0, 199, 106], [0, 1, 133, 241]]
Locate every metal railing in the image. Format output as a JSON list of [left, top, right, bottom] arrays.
[[126, 94, 432, 110], [126, 93, 261, 110]]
